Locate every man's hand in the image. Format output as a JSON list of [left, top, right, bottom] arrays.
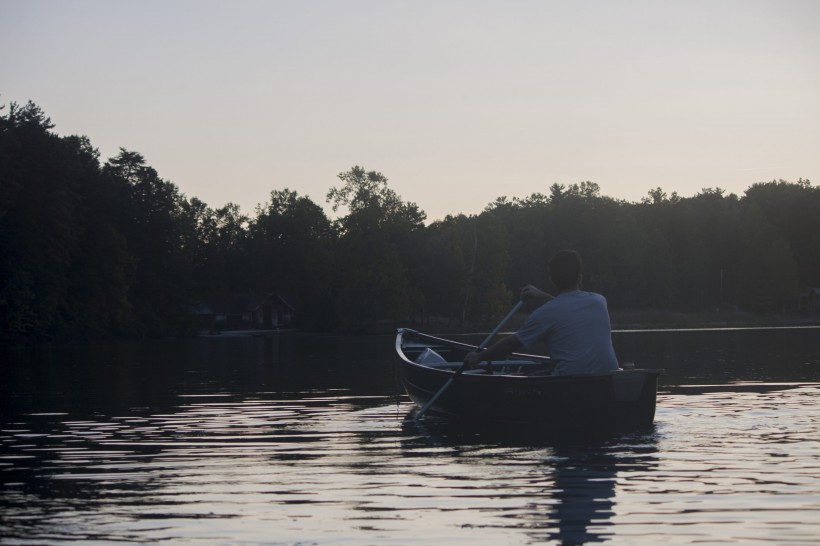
[[463, 350, 485, 369], [520, 284, 551, 301]]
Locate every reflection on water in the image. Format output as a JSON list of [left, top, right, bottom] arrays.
[[3, 399, 659, 544], [403, 419, 658, 545], [549, 449, 618, 544], [4, 388, 818, 545], [1, 328, 819, 544]]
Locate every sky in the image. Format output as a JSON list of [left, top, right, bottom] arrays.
[[2, 0, 819, 221]]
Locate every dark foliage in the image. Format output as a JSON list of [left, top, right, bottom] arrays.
[[1, 101, 817, 340]]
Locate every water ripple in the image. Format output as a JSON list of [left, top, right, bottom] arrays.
[[2, 385, 820, 544]]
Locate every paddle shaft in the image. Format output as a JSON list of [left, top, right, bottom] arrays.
[[414, 301, 524, 421]]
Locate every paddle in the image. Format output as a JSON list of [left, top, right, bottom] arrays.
[[413, 300, 524, 422]]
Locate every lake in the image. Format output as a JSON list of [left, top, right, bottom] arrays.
[[2, 327, 819, 545]]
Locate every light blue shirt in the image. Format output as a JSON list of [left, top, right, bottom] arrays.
[[514, 290, 619, 376]]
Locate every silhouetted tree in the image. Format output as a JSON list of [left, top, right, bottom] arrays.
[[249, 189, 334, 330], [3, 100, 818, 340], [326, 166, 425, 331], [103, 148, 194, 335]]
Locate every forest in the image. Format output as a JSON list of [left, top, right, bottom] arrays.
[[2, 100, 819, 340]]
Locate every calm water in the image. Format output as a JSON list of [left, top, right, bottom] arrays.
[[2, 328, 819, 545]]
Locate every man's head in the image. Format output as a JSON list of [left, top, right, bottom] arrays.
[[548, 250, 582, 292]]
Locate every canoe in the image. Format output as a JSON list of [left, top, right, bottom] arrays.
[[396, 328, 663, 430]]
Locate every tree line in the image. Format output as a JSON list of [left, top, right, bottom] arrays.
[[2, 101, 818, 340]]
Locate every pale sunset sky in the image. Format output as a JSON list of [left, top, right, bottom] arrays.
[[2, 0, 818, 221]]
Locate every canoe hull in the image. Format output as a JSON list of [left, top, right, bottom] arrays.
[[397, 329, 661, 430]]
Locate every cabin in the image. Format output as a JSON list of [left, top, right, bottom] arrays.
[[195, 292, 295, 331], [798, 287, 820, 316]]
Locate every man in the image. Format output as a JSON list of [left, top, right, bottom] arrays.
[[463, 249, 619, 375]]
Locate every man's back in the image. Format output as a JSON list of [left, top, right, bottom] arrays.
[[514, 290, 619, 375]]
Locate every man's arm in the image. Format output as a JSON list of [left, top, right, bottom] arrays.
[[463, 334, 523, 368], [520, 284, 554, 310], [463, 285, 552, 368]]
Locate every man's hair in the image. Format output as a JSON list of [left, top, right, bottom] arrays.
[[548, 249, 582, 291]]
